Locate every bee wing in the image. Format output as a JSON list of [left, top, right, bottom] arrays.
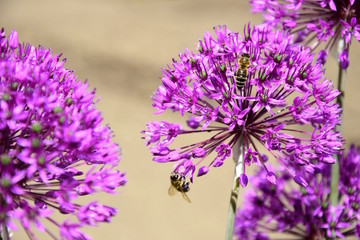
[[168, 184, 177, 196], [181, 192, 191, 203]]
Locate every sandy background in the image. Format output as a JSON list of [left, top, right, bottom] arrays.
[[1, 1, 360, 239]]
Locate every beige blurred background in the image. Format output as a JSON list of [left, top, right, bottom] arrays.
[[1, 1, 360, 239]]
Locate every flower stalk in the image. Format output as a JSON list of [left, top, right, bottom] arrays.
[[225, 171, 240, 240], [225, 137, 243, 240], [330, 56, 346, 206], [1, 223, 9, 240]]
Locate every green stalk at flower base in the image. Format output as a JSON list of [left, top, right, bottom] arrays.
[[225, 138, 243, 240], [330, 60, 346, 206], [1, 223, 9, 240], [330, 159, 340, 206], [225, 171, 240, 240]]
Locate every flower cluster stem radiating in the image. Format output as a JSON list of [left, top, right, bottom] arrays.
[[2, 224, 9, 240], [330, 52, 347, 206], [235, 144, 360, 239], [0, 29, 126, 239], [143, 25, 343, 191], [250, 0, 360, 69], [225, 138, 243, 240]]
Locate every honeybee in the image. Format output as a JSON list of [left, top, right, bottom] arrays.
[[168, 172, 191, 203], [234, 53, 251, 91]]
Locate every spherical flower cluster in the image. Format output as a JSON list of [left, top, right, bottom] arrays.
[[0, 29, 126, 239], [234, 144, 360, 240], [250, 0, 360, 69], [142, 24, 343, 188]]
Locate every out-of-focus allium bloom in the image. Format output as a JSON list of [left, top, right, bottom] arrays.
[[250, 0, 360, 69], [235, 145, 360, 240], [0, 29, 126, 239], [142, 24, 343, 188]]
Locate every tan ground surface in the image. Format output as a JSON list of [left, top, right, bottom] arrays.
[[1, 1, 360, 239]]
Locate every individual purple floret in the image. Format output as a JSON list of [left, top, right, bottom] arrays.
[[142, 24, 343, 187], [0, 29, 126, 239], [250, 0, 360, 69], [234, 144, 360, 239]]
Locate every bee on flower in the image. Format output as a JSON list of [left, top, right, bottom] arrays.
[[142, 24, 343, 190]]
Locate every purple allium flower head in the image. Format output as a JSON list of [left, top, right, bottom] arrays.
[[0, 29, 126, 239], [142, 25, 343, 187], [234, 144, 360, 239], [250, 0, 360, 69]]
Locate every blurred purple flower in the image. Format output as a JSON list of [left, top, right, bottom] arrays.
[[234, 144, 360, 239], [250, 0, 360, 69], [142, 25, 343, 187], [0, 29, 126, 239]]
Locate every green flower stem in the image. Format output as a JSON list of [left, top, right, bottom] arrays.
[[330, 60, 346, 206], [225, 137, 243, 240], [330, 156, 340, 206], [1, 223, 9, 240], [225, 169, 240, 240]]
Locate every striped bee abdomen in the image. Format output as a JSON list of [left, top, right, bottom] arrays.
[[234, 53, 251, 91]]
